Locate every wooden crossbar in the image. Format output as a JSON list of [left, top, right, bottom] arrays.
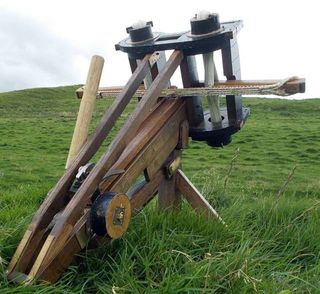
[[75, 77, 305, 99]]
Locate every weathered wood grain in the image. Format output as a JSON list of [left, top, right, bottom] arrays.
[[29, 50, 184, 280], [99, 99, 185, 192], [65, 55, 104, 169], [7, 53, 154, 277], [36, 169, 166, 283], [176, 169, 224, 222], [76, 78, 306, 99]]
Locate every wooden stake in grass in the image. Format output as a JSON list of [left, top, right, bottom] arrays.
[[65, 55, 104, 169]]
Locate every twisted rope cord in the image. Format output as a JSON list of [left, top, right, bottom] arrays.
[[78, 76, 299, 98]]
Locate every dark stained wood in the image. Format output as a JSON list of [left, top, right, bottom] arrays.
[[29, 50, 184, 279], [180, 55, 204, 127], [178, 120, 189, 150], [111, 104, 185, 194], [36, 211, 90, 283], [176, 169, 224, 222], [36, 169, 166, 283], [128, 57, 138, 73], [158, 174, 181, 210], [221, 37, 242, 124], [128, 169, 164, 213], [99, 99, 185, 192], [6, 53, 154, 276]]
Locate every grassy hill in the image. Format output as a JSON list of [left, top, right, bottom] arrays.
[[0, 86, 319, 293]]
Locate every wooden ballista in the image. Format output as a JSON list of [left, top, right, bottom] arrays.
[[7, 12, 305, 283]]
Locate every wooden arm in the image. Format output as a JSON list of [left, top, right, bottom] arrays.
[[76, 77, 305, 99]]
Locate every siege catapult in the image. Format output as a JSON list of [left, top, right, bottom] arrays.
[[7, 12, 305, 283]]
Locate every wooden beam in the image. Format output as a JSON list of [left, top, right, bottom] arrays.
[[101, 101, 186, 194], [65, 55, 104, 169], [76, 77, 305, 99], [35, 211, 90, 283], [36, 169, 166, 283], [176, 169, 224, 223], [7, 52, 155, 277], [158, 151, 183, 210], [28, 50, 184, 280], [158, 174, 181, 210], [100, 101, 185, 193], [128, 170, 164, 213]]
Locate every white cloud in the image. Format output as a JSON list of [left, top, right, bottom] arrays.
[[0, 10, 90, 91], [0, 1, 318, 98]]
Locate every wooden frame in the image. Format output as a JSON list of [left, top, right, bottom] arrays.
[[6, 49, 225, 284], [6, 41, 305, 283]]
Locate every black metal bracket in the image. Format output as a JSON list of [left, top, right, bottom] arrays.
[[190, 107, 250, 147], [115, 16, 248, 148], [115, 20, 243, 59]]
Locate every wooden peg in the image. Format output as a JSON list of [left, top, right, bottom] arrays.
[[65, 55, 104, 169]]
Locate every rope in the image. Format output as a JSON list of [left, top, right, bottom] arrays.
[[76, 76, 301, 99]]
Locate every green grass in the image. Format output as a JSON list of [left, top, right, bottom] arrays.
[[0, 86, 319, 293]]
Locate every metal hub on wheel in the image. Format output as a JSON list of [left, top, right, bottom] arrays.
[[90, 192, 131, 239]]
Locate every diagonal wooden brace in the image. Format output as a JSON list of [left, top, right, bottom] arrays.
[[176, 169, 224, 224], [6, 52, 160, 278], [26, 50, 184, 282]]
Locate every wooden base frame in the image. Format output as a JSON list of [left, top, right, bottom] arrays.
[[6, 41, 305, 283], [6, 49, 223, 284]]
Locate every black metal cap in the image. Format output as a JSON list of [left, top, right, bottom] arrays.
[[126, 21, 154, 43], [190, 13, 221, 36]]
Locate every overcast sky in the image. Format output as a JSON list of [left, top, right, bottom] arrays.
[[0, 0, 318, 99]]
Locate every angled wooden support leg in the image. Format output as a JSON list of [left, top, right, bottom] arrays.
[[35, 169, 166, 283], [158, 174, 181, 211], [176, 169, 224, 223], [6, 52, 158, 279], [158, 151, 183, 211]]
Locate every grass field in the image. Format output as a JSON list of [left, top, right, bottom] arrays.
[[0, 86, 319, 293]]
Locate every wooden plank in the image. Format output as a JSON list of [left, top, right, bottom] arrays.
[[66, 55, 104, 168], [177, 120, 189, 150], [7, 53, 155, 277], [145, 136, 183, 181], [76, 77, 305, 99], [36, 211, 90, 283], [99, 99, 185, 192], [36, 171, 165, 283], [29, 50, 184, 279], [158, 174, 181, 210], [176, 169, 224, 223], [110, 104, 186, 194], [128, 169, 164, 213]]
